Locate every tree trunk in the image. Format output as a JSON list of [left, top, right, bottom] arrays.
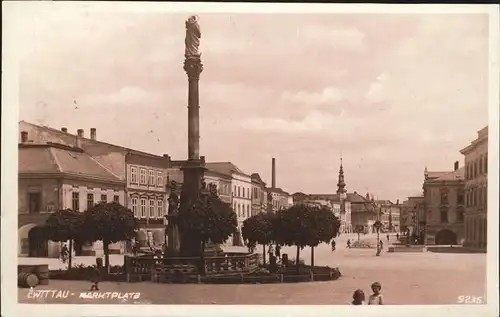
[[103, 239, 110, 269], [296, 245, 300, 274], [262, 244, 266, 265], [310, 246, 314, 268], [68, 240, 73, 271], [200, 240, 206, 275]]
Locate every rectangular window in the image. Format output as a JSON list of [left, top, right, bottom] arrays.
[[132, 197, 139, 218], [140, 169, 147, 185], [440, 209, 448, 223], [440, 191, 448, 205], [149, 199, 155, 218], [233, 186, 236, 196], [485, 155, 488, 173], [72, 192, 80, 212], [113, 195, 120, 203], [131, 166, 138, 184], [457, 191, 464, 205], [247, 188, 250, 199], [140, 198, 147, 218], [28, 193, 41, 213], [100, 194, 107, 203], [456, 208, 464, 222], [149, 170, 155, 185], [87, 193, 94, 209], [157, 200, 163, 218], [238, 187, 240, 197], [157, 171, 163, 187]]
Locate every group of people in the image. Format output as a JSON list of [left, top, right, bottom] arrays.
[[351, 282, 384, 305]]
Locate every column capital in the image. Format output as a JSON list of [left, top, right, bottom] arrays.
[[184, 57, 203, 80]]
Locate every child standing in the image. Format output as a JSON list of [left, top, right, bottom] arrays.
[[89, 258, 103, 291], [368, 282, 384, 305], [351, 289, 365, 305]]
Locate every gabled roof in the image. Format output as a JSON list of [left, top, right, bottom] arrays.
[[19, 143, 124, 183], [19, 121, 164, 159], [250, 173, 266, 186], [205, 162, 249, 177]]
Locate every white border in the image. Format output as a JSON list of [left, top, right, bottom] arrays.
[[2, 2, 499, 317]]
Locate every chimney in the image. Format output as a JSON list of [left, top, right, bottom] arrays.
[[271, 158, 276, 188], [21, 131, 28, 143], [77, 129, 84, 138], [90, 128, 96, 140], [454, 161, 459, 171], [61, 127, 68, 133]]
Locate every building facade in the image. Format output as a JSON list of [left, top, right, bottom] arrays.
[[250, 173, 267, 216], [19, 121, 171, 252], [204, 169, 233, 205], [18, 136, 126, 258], [206, 162, 252, 246], [423, 163, 465, 245], [401, 196, 424, 238], [460, 126, 488, 250]]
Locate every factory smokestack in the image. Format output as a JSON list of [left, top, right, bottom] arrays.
[[272, 157, 276, 188]]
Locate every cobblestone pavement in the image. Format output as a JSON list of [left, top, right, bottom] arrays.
[[18, 234, 487, 305]]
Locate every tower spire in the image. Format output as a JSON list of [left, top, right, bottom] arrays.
[[337, 156, 346, 194]]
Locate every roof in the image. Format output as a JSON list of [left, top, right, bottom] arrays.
[[205, 162, 250, 177], [250, 173, 266, 186], [293, 192, 369, 203], [19, 121, 164, 159], [460, 126, 488, 155], [427, 167, 465, 181], [374, 199, 394, 206], [19, 143, 123, 183]]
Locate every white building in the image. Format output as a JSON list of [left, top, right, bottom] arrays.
[[206, 162, 251, 246]]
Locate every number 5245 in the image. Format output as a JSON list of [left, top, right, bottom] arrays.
[[457, 295, 483, 304]]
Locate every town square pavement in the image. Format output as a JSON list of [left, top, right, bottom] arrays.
[[18, 234, 487, 305]]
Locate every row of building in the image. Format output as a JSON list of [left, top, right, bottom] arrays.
[[291, 159, 402, 235], [399, 126, 488, 251], [18, 121, 297, 258]]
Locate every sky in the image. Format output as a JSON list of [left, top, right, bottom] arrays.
[[16, 9, 490, 202]]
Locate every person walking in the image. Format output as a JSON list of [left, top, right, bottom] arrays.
[[368, 282, 384, 305], [60, 243, 69, 264], [346, 239, 351, 249], [386, 234, 390, 241], [331, 240, 336, 251]]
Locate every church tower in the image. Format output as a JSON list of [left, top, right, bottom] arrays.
[[337, 157, 347, 194]]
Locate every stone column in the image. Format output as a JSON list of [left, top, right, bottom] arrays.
[[179, 16, 207, 256]]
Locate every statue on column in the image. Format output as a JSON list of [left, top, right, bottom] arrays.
[[185, 15, 201, 59]]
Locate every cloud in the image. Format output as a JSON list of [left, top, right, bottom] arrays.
[[300, 26, 366, 52], [80, 87, 165, 106], [281, 87, 345, 106]]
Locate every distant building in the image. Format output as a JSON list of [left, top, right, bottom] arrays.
[[401, 196, 424, 237], [290, 159, 353, 233], [206, 162, 252, 246], [204, 169, 233, 205], [373, 200, 401, 233], [18, 134, 126, 258], [267, 187, 291, 212], [250, 173, 267, 216], [20, 121, 171, 252], [460, 126, 488, 250], [423, 162, 465, 245]]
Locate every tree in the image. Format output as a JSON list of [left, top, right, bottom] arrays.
[[242, 213, 276, 264], [354, 225, 364, 242], [177, 186, 237, 275], [82, 201, 138, 269], [44, 209, 84, 270], [307, 206, 340, 266], [273, 204, 313, 273]]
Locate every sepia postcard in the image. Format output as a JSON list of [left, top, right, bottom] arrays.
[[1, 2, 499, 317]]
